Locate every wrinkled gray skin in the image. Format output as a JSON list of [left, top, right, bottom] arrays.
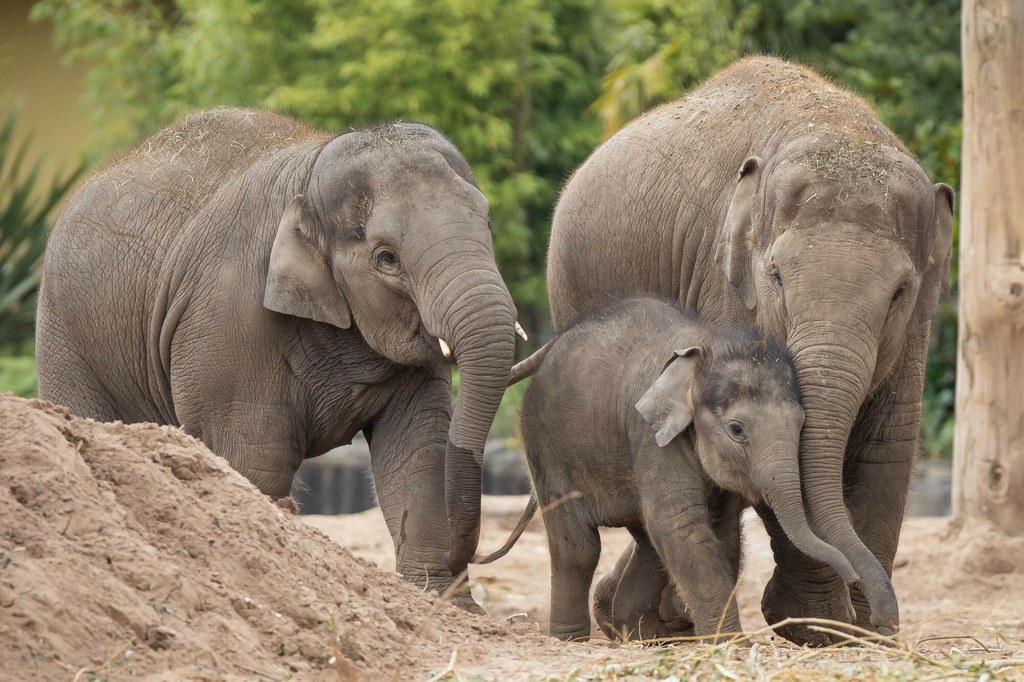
[[547, 57, 954, 643], [496, 297, 858, 641], [36, 108, 517, 602]]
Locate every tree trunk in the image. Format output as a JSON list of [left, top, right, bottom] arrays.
[[953, 0, 1024, 535]]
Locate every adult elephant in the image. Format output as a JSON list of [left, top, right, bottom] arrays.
[[37, 108, 520, 604], [547, 57, 953, 643]]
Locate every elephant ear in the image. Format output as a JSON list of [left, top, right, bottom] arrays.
[[715, 156, 762, 311], [264, 195, 352, 329], [931, 183, 955, 300], [913, 183, 954, 327], [636, 347, 701, 447]]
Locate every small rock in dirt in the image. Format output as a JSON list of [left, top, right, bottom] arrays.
[[145, 625, 178, 650], [276, 497, 299, 514]]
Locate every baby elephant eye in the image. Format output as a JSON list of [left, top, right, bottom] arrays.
[[726, 421, 747, 442]]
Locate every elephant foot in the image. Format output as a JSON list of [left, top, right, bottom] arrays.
[[403, 569, 486, 615], [440, 575, 486, 615], [449, 587, 486, 615], [761, 569, 855, 647], [656, 587, 695, 640], [593, 574, 694, 642]]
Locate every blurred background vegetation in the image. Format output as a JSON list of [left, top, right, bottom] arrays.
[[2, 0, 960, 454]]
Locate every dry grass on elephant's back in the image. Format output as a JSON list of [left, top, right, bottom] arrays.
[[0, 394, 603, 681]]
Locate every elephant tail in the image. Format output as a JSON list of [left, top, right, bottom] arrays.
[[470, 494, 539, 564], [509, 341, 553, 385]]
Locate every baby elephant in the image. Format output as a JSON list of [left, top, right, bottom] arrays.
[[477, 296, 858, 641]]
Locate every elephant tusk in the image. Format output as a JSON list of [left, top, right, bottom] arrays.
[[439, 338, 452, 358], [514, 321, 528, 341]]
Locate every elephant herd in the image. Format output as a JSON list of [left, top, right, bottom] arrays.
[[36, 57, 952, 646]]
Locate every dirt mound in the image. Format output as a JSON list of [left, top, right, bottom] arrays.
[[3, 393, 1021, 681], [0, 395, 597, 680]]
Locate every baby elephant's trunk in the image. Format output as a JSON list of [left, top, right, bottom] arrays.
[[756, 460, 860, 587]]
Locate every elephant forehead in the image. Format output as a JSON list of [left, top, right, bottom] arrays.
[[370, 150, 488, 209], [773, 221, 914, 263], [767, 147, 933, 236], [699, 355, 800, 410]]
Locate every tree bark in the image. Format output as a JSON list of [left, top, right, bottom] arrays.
[[953, 0, 1024, 535]]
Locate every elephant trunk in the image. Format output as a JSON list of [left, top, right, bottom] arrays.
[[756, 453, 859, 586], [420, 248, 516, 577], [789, 320, 899, 632]]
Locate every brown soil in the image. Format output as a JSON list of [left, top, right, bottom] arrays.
[[0, 395, 626, 681], [308, 496, 1024, 649], [2, 393, 1022, 681]]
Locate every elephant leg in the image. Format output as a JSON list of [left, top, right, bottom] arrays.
[[35, 333, 122, 423], [602, 530, 694, 642], [711, 493, 744, 583], [636, 446, 740, 639], [640, 496, 743, 641], [367, 376, 474, 605], [544, 504, 601, 641], [592, 541, 633, 640], [185, 405, 303, 499], [604, 495, 742, 642]]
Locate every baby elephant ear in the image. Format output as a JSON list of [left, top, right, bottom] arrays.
[[636, 347, 701, 447], [264, 195, 352, 329]]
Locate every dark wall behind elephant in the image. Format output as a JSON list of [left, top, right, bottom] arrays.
[[294, 437, 532, 515]]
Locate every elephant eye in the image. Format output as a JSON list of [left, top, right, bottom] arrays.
[[892, 284, 907, 304], [374, 248, 401, 273], [726, 421, 747, 442], [770, 265, 783, 288]]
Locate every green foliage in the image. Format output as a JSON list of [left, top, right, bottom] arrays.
[[0, 355, 37, 398], [593, 0, 757, 134], [31, 0, 187, 150], [0, 103, 84, 356]]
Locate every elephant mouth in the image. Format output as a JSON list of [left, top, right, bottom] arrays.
[[408, 311, 452, 363]]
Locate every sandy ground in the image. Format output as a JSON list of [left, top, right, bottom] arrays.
[[2, 393, 1022, 681], [306, 497, 1024, 650]]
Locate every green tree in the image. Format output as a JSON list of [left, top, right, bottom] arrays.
[[593, 0, 756, 135]]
